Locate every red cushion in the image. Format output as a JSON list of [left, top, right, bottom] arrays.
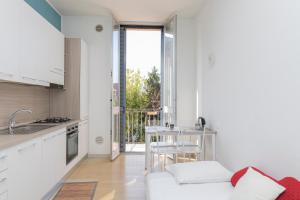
[[231, 166, 278, 187], [277, 177, 300, 200]]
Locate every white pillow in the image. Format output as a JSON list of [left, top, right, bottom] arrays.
[[230, 167, 285, 200], [165, 161, 233, 184]]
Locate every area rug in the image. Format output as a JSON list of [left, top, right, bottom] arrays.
[[54, 182, 97, 200]]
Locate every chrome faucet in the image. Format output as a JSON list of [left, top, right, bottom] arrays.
[[8, 109, 32, 134]]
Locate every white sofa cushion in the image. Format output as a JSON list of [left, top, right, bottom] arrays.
[[165, 161, 233, 184], [230, 167, 285, 200], [147, 172, 234, 200]]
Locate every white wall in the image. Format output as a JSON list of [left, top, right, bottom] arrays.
[[196, 0, 300, 179], [62, 15, 113, 155], [176, 17, 198, 127]]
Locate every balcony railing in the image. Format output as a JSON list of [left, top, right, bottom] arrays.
[[126, 109, 161, 151]]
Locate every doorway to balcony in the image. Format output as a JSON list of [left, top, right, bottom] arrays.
[[120, 25, 163, 153]]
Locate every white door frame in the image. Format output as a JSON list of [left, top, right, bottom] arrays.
[[111, 24, 121, 160]]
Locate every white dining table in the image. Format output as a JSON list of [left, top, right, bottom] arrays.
[[145, 126, 217, 170]]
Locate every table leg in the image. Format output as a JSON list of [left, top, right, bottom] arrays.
[[145, 134, 151, 170], [212, 134, 216, 160]]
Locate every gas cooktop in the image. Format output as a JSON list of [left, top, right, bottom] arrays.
[[35, 117, 71, 124]]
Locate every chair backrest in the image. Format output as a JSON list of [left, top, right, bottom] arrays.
[[153, 127, 179, 150], [177, 126, 207, 153]]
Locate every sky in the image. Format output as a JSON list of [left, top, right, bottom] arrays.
[[126, 29, 161, 77]]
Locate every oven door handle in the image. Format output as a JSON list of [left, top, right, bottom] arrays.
[[68, 132, 78, 138]]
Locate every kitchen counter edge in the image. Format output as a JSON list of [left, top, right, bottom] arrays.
[[0, 119, 84, 151]]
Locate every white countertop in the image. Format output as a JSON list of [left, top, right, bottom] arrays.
[[0, 120, 81, 151]]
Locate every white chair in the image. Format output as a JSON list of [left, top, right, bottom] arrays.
[[177, 126, 207, 162], [150, 127, 179, 171]]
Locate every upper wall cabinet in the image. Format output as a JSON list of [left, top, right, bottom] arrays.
[[0, 0, 64, 87], [0, 0, 21, 82], [48, 26, 65, 85], [20, 1, 50, 86]]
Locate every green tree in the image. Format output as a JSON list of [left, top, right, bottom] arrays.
[[126, 69, 148, 109], [125, 67, 161, 143], [144, 66, 161, 110]]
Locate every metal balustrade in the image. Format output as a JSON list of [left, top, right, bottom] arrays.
[[125, 109, 160, 152]]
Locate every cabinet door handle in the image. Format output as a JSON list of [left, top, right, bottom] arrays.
[[43, 135, 55, 142], [0, 155, 7, 160], [50, 70, 64, 76], [53, 67, 64, 72], [38, 80, 50, 85], [18, 142, 37, 152], [56, 132, 66, 137], [52, 132, 65, 139], [22, 76, 36, 81], [44, 131, 65, 141], [0, 178, 7, 183]]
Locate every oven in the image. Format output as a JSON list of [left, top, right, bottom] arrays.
[[66, 123, 78, 164]]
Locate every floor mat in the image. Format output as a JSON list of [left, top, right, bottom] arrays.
[[53, 182, 97, 200]]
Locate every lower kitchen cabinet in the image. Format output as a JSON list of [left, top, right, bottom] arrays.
[[0, 150, 8, 200], [0, 151, 8, 174], [0, 167, 8, 200], [8, 138, 43, 200], [1, 124, 86, 200], [79, 120, 89, 160], [41, 129, 66, 196], [6, 129, 67, 200]]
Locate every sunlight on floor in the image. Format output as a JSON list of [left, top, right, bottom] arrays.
[[125, 143, 145, 152], [66, 154, 146, 200]]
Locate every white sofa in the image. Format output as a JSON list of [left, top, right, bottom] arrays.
[[147, 172, 233, 200], [146, 162, 234, 200]]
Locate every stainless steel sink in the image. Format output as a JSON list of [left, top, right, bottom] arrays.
[[0, 124, 57, 135]]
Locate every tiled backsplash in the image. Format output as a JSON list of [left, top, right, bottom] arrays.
[[0, 82, 50, 128]]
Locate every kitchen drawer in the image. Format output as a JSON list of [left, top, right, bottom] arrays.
[[0, 153, 8, 173], [0, 170, 8, 195], [0, 191, 7, 200]]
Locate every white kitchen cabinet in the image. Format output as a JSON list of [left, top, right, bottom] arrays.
[[0, 152, 8, 173], [41, 129, 66, 196], [0, 170, 8, 200], [20, 1, 65, 86], [54, 130, 67, 181], [48, 24, 65, 85], [19, 1, 50, 86], [20, 0, 64, 86], [0, 151, 8, 200], [0, 0, 64, 87], [9, 139, 42, 200], [80, 40, 89, 120], [0, 191, 7, 200], [0, 0, 21, 82], [79, 120, 89, 159]]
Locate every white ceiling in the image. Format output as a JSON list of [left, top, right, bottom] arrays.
[[49, 0, 204, 23]]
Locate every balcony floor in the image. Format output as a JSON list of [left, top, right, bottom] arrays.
[[126, 143, 145, 152]]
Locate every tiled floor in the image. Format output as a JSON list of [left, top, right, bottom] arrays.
[[66, 154, 146, 200]]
